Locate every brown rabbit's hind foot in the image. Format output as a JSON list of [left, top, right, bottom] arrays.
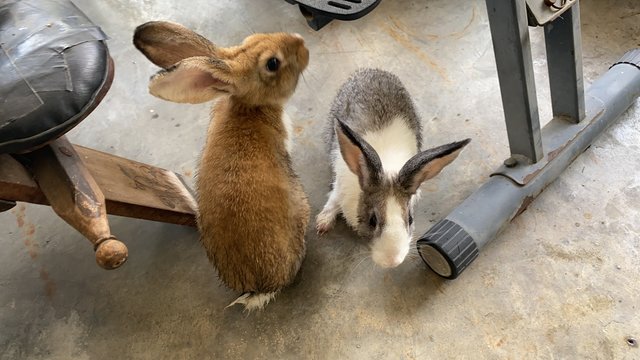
[[225, 291, 278, 312]]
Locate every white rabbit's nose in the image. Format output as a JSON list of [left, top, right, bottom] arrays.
[[372, 252, 405, 268]]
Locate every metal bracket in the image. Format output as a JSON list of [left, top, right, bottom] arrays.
[[526, 0, 579, 26], [492, 93, 604, 185]]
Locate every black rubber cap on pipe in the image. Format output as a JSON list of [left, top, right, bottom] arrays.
[[417, 219, 479, 279]]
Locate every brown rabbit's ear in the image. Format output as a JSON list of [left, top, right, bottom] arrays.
[[148, 56, 234, 104], [133, 21, 218, 69], [398, 139, 471, 194]]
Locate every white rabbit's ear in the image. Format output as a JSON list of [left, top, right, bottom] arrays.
[[335, 120, 383, 189], [134, 21, 218, 69], [148, 56, 235, 104], [398, 139, 471, 194]]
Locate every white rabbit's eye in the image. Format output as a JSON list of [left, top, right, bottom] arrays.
[[266, 57, 280, 72], [408, 213, 414, 225], [369, 213, 377, 228]]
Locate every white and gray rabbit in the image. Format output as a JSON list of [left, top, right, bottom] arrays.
[[316, 68, 470, 268]]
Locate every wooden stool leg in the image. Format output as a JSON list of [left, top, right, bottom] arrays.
[[0, 200, 16, 212], [27, 136, 128, 269]]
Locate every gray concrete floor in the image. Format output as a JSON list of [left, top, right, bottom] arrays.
[[2, 0, 640, 358]]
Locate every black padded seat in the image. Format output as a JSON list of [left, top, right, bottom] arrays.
[[0, 0, 112, 154]]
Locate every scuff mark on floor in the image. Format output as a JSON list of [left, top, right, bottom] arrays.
[[11, 204, 57, 300], [381, 21, 450, 82], [387, 5, 477, 42], [39, 267, 57, 299]]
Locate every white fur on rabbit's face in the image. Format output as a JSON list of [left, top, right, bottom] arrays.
[[361, 119, 418, 268], [370, 195, 418, 268]]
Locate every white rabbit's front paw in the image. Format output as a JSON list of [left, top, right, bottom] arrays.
[[315, 210, 336, 235]]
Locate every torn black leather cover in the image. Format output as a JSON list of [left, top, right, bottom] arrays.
[[0, 0, 110, 153]]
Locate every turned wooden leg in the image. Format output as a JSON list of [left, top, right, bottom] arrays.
[[0, 138, 197, 269], [27, 137, 128, 269]]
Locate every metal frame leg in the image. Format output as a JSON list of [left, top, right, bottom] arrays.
[[486, 0, 543, 163], [417, 0, 640, 279], [544, 3, 585, 123]]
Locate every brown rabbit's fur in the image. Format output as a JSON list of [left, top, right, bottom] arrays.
[[133, 22, 310, 304], [198, 100, 309, 292]]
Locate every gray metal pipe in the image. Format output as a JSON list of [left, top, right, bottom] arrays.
[[417, 50, 640, 279]]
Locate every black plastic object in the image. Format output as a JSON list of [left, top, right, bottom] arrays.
[[285, 0, 381, 30], [0, 0, 111, 154], [416, 219, 479, 279]]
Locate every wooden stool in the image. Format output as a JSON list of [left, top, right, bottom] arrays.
[[0, 0, 197, 269]]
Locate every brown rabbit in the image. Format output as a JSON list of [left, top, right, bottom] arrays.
[[133, 22, 310, 310]]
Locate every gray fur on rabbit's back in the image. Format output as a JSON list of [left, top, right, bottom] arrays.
[[326, 68, 423, 150]]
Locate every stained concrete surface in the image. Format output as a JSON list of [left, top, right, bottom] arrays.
[[1, 0, 640, 358]]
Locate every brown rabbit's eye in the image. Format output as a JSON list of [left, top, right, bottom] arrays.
[[266, 57, 280, 72]]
